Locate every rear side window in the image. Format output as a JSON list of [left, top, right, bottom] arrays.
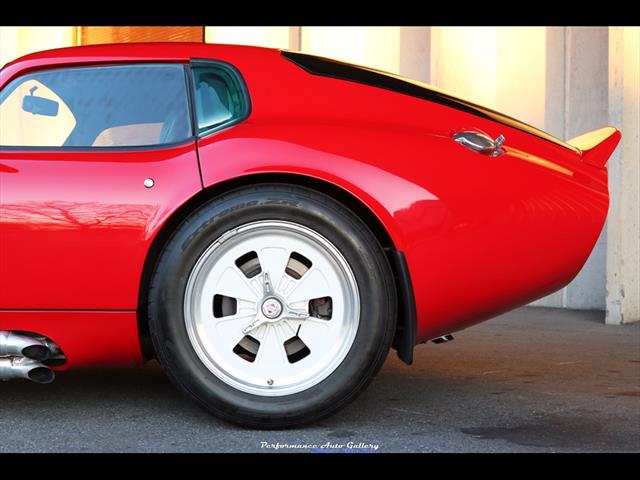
[[0, 64, 192, 148], [191, 63, 249, 135]]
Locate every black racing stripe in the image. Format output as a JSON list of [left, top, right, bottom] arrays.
[[281, 50, 576, 152]]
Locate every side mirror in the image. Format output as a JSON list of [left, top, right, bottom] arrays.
[[22, 87, 59, 117]]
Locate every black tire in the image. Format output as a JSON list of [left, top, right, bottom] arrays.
[[147, 184, 397, 428]]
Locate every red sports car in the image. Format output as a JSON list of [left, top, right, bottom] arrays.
[[0, 43, 620, 428]]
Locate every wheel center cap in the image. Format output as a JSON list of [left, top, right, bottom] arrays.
[[261, 298, 283, 319]]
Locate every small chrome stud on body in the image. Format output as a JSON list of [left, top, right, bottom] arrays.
[[143, 178, 155, 188]]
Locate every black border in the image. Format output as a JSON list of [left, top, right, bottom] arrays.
[[0, 3, 633, 26]]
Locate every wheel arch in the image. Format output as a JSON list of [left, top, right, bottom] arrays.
[[137, 172, 416, 364]]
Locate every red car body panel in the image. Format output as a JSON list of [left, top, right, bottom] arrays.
[[0, 142, 201, 368], [0, 43, 618, 369], [0, 143, 202, 310], [0, 311, 142, 367]]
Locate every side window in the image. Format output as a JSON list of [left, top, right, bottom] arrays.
[[0, 64, 192, 148], [191, 63, 249, 135]]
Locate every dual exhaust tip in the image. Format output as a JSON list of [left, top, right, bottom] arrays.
[[0, 331, 56, 384], [0, 357, 55, 384]]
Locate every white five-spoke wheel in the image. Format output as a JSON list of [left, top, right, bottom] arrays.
[[148, 185, 396, 428], [184, 220, 360, 396]]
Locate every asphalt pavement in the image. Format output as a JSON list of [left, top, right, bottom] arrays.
[[1, 307, 638, 453]]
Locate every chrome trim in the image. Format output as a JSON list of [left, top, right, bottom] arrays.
[[0, 357, 55, 384], [453, 130, 506, 157], [0, 331, 50, 361]]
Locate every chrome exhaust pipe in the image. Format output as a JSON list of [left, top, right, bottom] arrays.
[[0, 356, 55, 384], [431, 334, 454, 344], [0, 331, 50, 361]]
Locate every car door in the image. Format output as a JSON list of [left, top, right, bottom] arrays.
[[0, 62, 202, 310]]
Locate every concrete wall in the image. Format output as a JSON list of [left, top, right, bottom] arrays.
[[205, 27, 291, 49], [607, 27, 640, 324], [531, 27, 610, 310], [0, 27, 76, 68]]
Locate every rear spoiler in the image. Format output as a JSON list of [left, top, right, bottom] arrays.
[[567, 127, 622, 169]]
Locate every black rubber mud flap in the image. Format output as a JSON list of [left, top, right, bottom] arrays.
[[388, 250, 416, 365]]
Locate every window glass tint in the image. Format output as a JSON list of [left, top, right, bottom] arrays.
[[192, 64, 248, 133], [0, 64, 191, 148]]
